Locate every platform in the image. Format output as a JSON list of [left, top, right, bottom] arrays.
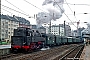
[[80, 44, 90, 60], [84, 44, 90, 60], [0, 44, 11, 55], [0, 44, 11, 49]]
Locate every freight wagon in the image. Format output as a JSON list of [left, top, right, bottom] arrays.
[[67, 37, 73, 44], [44, 34, 56, 46], [55, 35, 62, 45]]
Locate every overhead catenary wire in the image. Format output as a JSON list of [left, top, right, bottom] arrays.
[[54, 0, 77, 28], [4, 0, 29, 15], [64, 13, 90, 15], [64, 0, 78, 20], [24, 0, 77, 28], [64, 0, 73, 13], [2, 8, 13, 14], [23, 0, 55, 17], [2, 0, 80, 29], [2, 0, 53, 19], [1, 4, 33, 18], [2, 8, 22, 21], [64, 3, 90, 6], [23, 0, 45, 12], [3, 0, 59, 19]]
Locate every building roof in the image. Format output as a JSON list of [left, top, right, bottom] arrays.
[[38, 26, 46, 29], [82, 28, 90, 34], [0, 14, 18, 22], [0, 14, 9, 20], [15, 16, 30, 25], [0, 14, 30, 25], [51, 24, 70, 28]]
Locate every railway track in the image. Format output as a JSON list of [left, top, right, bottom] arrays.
[[0, 53, 24, 60], [33, 45, 81, 60], [53, 44, 84, 60], [1, 44, 81, 60]]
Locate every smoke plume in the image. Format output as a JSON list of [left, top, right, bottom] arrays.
[[36, 0, 64, 28]]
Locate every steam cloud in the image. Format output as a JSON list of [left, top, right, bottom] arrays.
[[36, 0, 64, 28]]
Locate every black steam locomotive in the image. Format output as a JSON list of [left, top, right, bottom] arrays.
[[11, 27, 82, 52]]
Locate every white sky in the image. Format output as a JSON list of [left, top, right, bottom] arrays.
[[1, 0, 90, 30]]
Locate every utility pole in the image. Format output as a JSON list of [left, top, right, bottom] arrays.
[[77, 20, 80, 36], [49, 20, 51, 34], [59, 24, 60, 36], [64, 21, 66, 36]]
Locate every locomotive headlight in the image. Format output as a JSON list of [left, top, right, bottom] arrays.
[[53, 41, 54, 42]]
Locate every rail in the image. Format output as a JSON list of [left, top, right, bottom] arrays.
[[59, 44, 84, 60], [1, 44, 81, 60]]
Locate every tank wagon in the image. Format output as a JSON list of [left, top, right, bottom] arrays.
[[11, 27, 82, 52]]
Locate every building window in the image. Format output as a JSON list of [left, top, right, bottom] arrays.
[[9, 28, 10, 30], [9, 24, 10, 26], [11, 21, 13, 23], [5, 22, 8, 24], [2, 34, 4, 36], [2, 29, 4, 32], [8, 20, 10, 22], [16, 21, 18, 23], [2, 23, 4, 26], [5, 34, 8, 38], [6, 32, 7, 34], [8, 32, 10, 34], [5, 25, 8, 28]]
